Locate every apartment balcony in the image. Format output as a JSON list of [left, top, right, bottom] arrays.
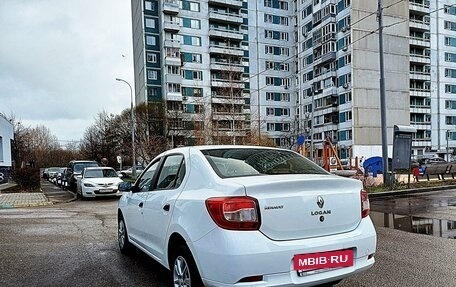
[[410, 71, 431, 81], [410, 105, 431, 113], [165, 55, 181, 66], [209, 10, 243, 24], [209, 44, 244, 56], [209, 61, 244, 72], [212, 112, 246, 121], [165, 90, 182, 100], [165, 73, 182, 84], [163, 20, 180, 32], [320, 51, 336, 64], [409, 19, 430, 31], [410, 54, 430, 64], [409, 36, 430, 48], [211, 96, 244, 105], [211, 78, 244, 88], [163, 0, 179, 14], [164, 39, 181, 48], [410, 89, 431, 97], [209, 27, 244, 40], [409, 1, 430, 14], [208, 0, 243, 8]]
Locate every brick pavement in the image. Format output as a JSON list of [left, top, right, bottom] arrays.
[[0, 192, 52, 209]]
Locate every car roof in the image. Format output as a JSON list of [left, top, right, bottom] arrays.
[[84, 167, 114, 170]]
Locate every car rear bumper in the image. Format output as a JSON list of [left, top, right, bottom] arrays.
[[192, 218, 376, 287]]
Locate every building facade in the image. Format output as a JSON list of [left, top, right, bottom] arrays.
[[130, 0, 456, 160], [0, 115, 14, 181]]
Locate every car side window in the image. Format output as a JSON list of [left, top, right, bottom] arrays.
[[155, 155, 185, 190], [138, 161, 160, 193]]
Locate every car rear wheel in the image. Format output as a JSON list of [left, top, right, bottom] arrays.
[[172, 246, 203, 287], [118, 217, 134, 255]]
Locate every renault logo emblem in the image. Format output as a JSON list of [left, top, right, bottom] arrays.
[[317, 196, 325, 209]]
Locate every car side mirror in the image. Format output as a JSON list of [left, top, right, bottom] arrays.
[[119, 182, 132, 192]]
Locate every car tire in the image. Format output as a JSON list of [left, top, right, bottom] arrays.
[[172, 245, 203, 287], [118, 217, 134, 255]]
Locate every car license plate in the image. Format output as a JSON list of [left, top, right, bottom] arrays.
[[99, 189, 112, 193], [294, 249, 354, 272]]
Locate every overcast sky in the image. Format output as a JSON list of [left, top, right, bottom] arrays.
[[0, 0, 134, 145]]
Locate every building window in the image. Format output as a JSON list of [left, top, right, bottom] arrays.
[[265, 45, 274, 54], [267, 123, 275, 131], [267, 108, 274, 115], [181, 1, 200, 12], [168, 83, 181, 93], [147, 70, 158, 80], [145, 18, 155, 28], [167, 65, 180, 74], [183, 18, 201, 29], [281, 93, 290, 101], [183, 70, 203, 80], [266, 77, 274, 85], [145, 1, 154, 11], [266, 92, 274, 101], [183, 35, 201, 46], [445, 21, 456, 31], [280, 16, 288, 26], [264, 0, 272, 8], [445, 84, 456, 94], [445, 69, 456, 78], [265, 30, 274, 39], [264, 14, 273, 23], [279, 1, 288, 10], [146, 35, 156, 46], [446, 52, 456, 63], [445, 5, 456, 15], [445, 37, 456, 47], [146, 53, 157, 63]]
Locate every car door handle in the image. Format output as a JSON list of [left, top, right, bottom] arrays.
[[163, 204, 170, 211], [139, 202, 144, 208]]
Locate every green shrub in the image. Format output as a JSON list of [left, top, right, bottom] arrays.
[[11, 167, 40, 192]]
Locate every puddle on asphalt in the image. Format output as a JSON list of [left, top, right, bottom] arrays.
[[370, 211, 456, 239]]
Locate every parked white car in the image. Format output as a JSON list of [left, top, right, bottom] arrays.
[[117, 146, 377, 287], [76, 167, 123, 199]]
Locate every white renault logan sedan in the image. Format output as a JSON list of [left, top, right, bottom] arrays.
[[117, 146, 376, 287]]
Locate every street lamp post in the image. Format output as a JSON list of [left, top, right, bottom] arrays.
[[116, 78, 136, 178]]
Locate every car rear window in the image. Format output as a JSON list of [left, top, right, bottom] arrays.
[[202, 148, 328, 178]]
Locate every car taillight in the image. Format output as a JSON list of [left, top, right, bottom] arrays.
[[205, 196, 261, 230], [361, 189, 370, 218]]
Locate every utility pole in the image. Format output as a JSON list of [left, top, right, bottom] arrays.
[[378, 0, 389, 185]]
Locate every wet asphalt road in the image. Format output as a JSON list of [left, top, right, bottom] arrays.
[[0, 187, 456, 286]]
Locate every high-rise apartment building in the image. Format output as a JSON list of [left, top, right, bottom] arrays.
[[130, 0, 456, 160]]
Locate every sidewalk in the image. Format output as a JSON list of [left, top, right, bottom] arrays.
[[0, 192, 52, 209], [0, 180, 76, 209]]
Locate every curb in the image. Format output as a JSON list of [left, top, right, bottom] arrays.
[[369, 185, 456, 198], [0, 201, 53, 209]]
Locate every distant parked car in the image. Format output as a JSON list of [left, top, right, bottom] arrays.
[[56, 168, 68, 188], [76, 167, 123, 199], [47, 167, 62, 183], [42, 168, 50, 179], [118, 165, 144, 178], [66, 160, 100, 192], [117, 146, 376, 287], [418, 157, 447, 165]]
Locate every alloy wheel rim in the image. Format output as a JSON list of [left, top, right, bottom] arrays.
[[173, 255, 191, 287], [118, 220, 125, 249]]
